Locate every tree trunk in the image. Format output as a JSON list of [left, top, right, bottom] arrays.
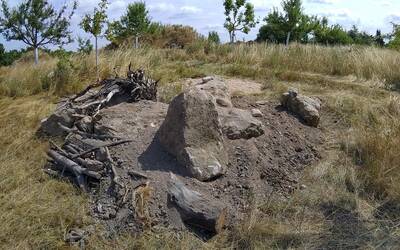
[[34, 47, 39, 65], [95, 36, 99, 81], [135, 36, 139, 49], [229, 31, 235, 44], [286, 31, 291, 46]]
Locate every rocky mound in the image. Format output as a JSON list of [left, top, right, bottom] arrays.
[[39, 73, 323, 243]]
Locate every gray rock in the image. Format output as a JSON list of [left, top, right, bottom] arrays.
[[251, 108, 263, 117], [281, 89, 321, 127], [220, 108, 264, 140], [159, 87, 227, 181], [196, 77, 233, 108], [39, 108, 75, 136]]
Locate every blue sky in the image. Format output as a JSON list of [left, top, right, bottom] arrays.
[[1, 0, 400, 50]]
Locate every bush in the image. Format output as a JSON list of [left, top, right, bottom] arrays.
[[52, 56, 76, 93]]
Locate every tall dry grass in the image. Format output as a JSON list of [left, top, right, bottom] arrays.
[[1, 43, 400, 97]]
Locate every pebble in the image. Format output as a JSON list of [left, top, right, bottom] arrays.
[[201, 76, 213, 84], [256, 100, 268, 105], [251, 108, 263, 117]]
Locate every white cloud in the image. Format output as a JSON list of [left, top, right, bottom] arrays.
[[148, 3, 175, 12], [180, 6, 202, 14], [307, 0, 338, 4]]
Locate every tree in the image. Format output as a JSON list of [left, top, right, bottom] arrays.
[[312, 17, 352, 45], [77, 37, 93, 55], [282, 0, 302, 45], [388, 23, 400, 50], [208, 31, 221, 44], [223, 0, 256, 43], [0, 0, 77, 64], [106, 1, 151, 48], [257, 0, 315, 45], [347, 25, 374, 45], [0, 43, 27, 66], [375, 30, 385, 47], [80, 0, 108, 80]]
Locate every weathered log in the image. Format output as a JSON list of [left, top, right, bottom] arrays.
[[49, 140, 70, 157], [48, 150, 101, 180], [63, 144, 79, 155], [75, 158, 104, 172], [168, 173, 227, 233], [71, 139, 132, 159]]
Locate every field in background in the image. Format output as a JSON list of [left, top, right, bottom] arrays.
[[0, 43, 399, 248]]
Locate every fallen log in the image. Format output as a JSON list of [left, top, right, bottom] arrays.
[[168, 173, 227, 233], [48, 150, 101, 180]]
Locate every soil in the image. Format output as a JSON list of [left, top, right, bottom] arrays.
[[85, 94, 323, 238]]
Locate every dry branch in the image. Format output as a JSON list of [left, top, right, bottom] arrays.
[[71, 139, 132, 159]]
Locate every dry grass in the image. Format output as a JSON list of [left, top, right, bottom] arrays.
[[0, 96, 91, 248], [2, 43, 400, 98], [1, 43, 400, 248]]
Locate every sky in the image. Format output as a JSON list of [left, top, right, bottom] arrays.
[[1, 0, 400, 51]]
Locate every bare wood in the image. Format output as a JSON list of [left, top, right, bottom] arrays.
[[71, 139, 132, 159], [105, 147, 124, 188], [49, 140, 70, 157], [128, 170, 149, 179], [63, 144, 79, 155], [168, 173, 227, 233], [58, 123, 123, 140], [48, 150, 101, 180], [75, 158, 104, 172]]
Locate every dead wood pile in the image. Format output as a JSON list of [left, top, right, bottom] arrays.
[[42, 67, 158, 192]]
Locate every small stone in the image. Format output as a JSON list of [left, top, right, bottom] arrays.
[[251, 109, 263, 117], [256, 100, 268, 105], [201, 76, 214, 84], [300, 184, 307, 190]]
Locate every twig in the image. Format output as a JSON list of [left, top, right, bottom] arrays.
[[128, 170, 149, 179], [71, 139, 132, 159]]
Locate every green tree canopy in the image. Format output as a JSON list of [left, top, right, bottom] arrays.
[[257, 0, 315, 45], [223, 0, 256, 43], [311, 17, 352, 45], [0, 0, 77, 64], [80, 0, 108, 79], [106, 1, 151, 48], [388, 23, 400, 50], [208, 31, 221, 44]]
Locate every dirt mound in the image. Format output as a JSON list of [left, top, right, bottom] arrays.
[[87, 95, 321, 237], [40, 75, 322, 242]]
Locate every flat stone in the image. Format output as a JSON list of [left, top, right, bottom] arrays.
[[220, 108, 264, 140]]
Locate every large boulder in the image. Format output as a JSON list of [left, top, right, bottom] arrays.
[[195, 77, 233, 108], [219, 108, 264, 140], [281, 89, 321, 127], [158, 87, 227, 181]]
